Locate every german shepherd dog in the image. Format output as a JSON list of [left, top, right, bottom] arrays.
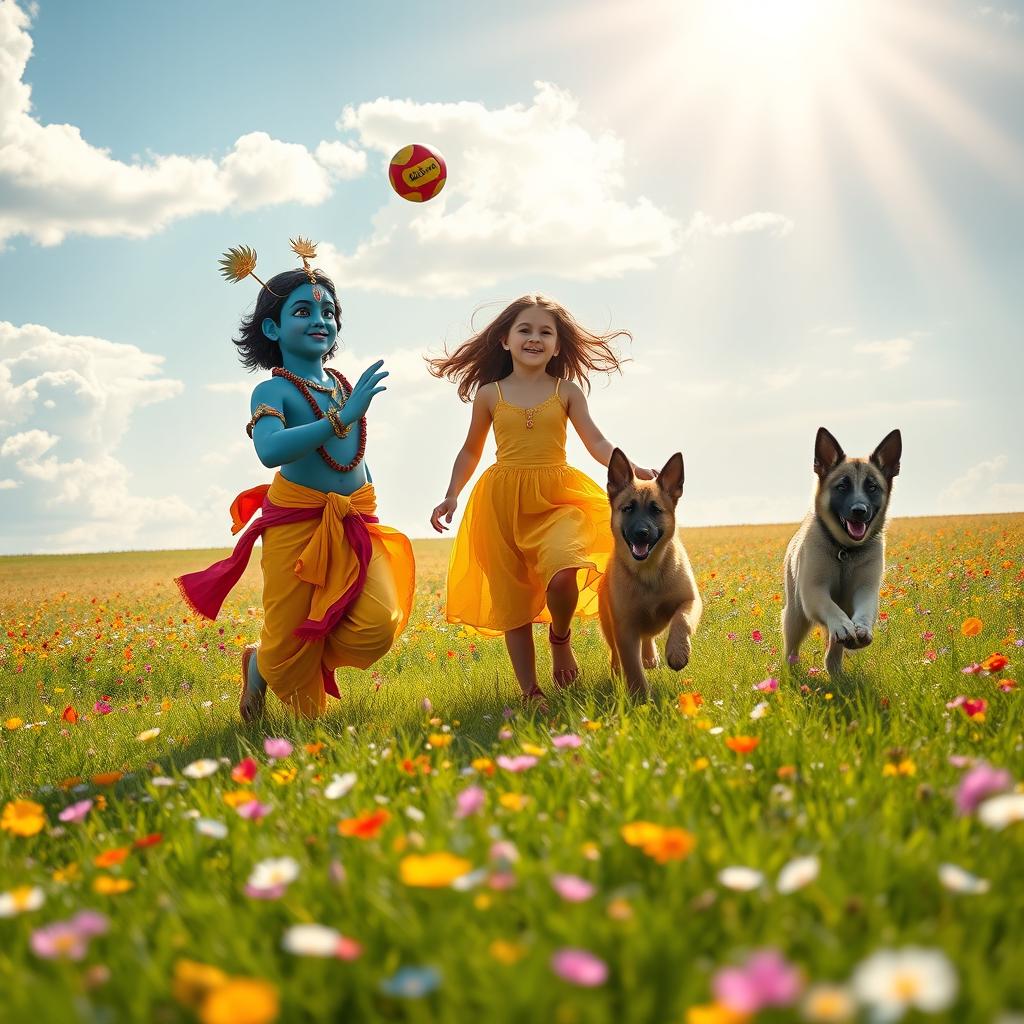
[[782, 427, 902, 676], [598, 449, 702, 698]]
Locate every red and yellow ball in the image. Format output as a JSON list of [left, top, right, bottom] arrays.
[[388, 143, 447, 203]]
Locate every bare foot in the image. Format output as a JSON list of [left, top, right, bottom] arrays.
[[521, 686, 550, 715], [549, 626, 579, 688], [240, 644, 266, 723]]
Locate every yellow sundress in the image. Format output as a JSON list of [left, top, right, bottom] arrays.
[[446, 378, 613, 635]]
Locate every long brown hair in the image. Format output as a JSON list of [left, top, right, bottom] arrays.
[[426, 293, 631, 402]]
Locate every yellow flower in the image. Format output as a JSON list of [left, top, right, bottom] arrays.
[[882, 759, 916, 777], [172, 959, 229, 1010], [520, 742, 546, 757], [583, 720, 603, 731], [4, 717, 23, 730], [200, 978, 279, 1024], [499, 793, 530, 811], [161, 698, 173, 712], [92, 875, 134, 894], [428, 733, 452, 748], [474, 892, 493, 911], [271, 767, 297, 785], [1, 799, 46, 837], [471, 757, 495, 776], [223, 790, 258, 808], [489, 939, 527, 964], [399, 852, 472, 888], [53, 862, 80, 884], [136, 728, 161, 742], [580, 841, 600, 861], [692, 757, 710, 771], [686, 1004, 751, 1024], [620, 821, 664, 847], [678, 692, 703, 717], [961, 616, 983, 637]]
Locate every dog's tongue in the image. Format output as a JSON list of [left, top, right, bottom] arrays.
[[845, 519, 867, 541], [631, 541, 651, 559]]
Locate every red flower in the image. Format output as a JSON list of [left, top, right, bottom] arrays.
[[133, 833, 163, 849], [61, 705, 79, 725], [981, 653, 1009, 673]]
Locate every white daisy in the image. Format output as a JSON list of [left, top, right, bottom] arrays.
[[937, 863, 990, 894], [777, 855, 820, 894], [978, 793, 1024, 830], [195, 818, 228, 838], [182, 759, 220, 779], [717, 866, 765, 891], [750, 701, 771, 720], [324, 772, 357, 800], [0, 886, 44, 917], [136, 728, 161, 742], [282, 923, 341, 957], [248, 856, 300, 892], [851, 947, 957, 1021]]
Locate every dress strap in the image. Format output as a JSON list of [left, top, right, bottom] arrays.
[[555, 378, 561, 396], [494, 380, 503, 401]]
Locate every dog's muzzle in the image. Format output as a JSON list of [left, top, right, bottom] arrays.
[[840, 503, 873, 542], [623, 527, 660, 561]]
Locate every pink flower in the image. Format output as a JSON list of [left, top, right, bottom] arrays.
[[489, 841, 519, 867], [264, 737, 293, 759], [455, 785, 485, 819], [551, 733, 583, 749], [713, 949, 803, 1013], [961, 663, 982, 674], [551, 873, 595, 902], [496, 755, 537, 773], [488, 871, 518, 890], [245, 883, 286, 900], [754, 678, 780, 692], [58, 799, 93, 823], [498, 728, 513, 740], [955, 762, 1013, 815], [751, 630, 764, 643], [551, 948, 608, 987], [93, 701, 112, 715], [236, 800, 272, 821], [946, 696, 966, 709], [30, 911, 108, 961]]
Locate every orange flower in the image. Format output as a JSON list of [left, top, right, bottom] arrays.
[[200, 978, 279, 1024], [61, 705, 79, 724], [338, 808, 390, 839], [621, 821, 664, 847], [91, 771, 123, 786], [643, 827, 696, 864], [981, 653, 1009, 673], [686, 1004, 751, 1024], [93, 875, 134, 895], [725, 736, 760, 754], [399, 852, 472, 887], [223, 790, 258, 808], [93, 846, 130, 867], [428, 733, 453, 748], [471, 757, 495, 776], [58, 776, 83, 790], [678, 692, 704, 717], [304, 742, 325, 756], [961, 617, 983, 637], [172, 959, 228, 1010]]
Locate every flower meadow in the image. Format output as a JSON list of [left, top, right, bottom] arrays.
[[1, 517, 1022, 1024]]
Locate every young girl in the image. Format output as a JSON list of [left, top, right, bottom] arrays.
[[176, 240, 415, 720], [429, 293, 653, 706]]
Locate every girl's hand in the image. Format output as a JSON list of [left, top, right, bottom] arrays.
[[430, 497, 457, 533], [338, 360, 388, 423], [633, 464, 657, 481]]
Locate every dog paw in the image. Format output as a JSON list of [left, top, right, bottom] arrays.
[[828, 617, 858, 646], [846, 622, 873, 649], [642, 646, 660, 670]]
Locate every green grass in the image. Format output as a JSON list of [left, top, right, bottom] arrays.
[[1, 516, 1022, 1023]]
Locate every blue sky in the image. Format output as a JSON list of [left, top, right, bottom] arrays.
[[0, 0, 1022, 553]]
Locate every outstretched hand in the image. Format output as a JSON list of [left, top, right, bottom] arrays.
[[633, 465, 657, 481], [336, 359, 388, 423], [430, 497, 457, 533]]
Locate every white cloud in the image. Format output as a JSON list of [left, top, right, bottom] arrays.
[[0, 3, 366, 246], [0, 428, 57, 458], [686, 211, 795, 239], [978, 5, 1021, 26], [321, 82, 679, 296], [940, 455, 1009, 503], [852, 337, 915, 370], [0, 477, 18, 489]]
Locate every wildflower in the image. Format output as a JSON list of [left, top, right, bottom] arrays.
[[172, 959, 228, 1010], [498, 793, 530, 811], [713, 948, 804, 1013], [223, 790, 258, 809], [136, 727, 161, 742], [754, 678, 780, 692], [183, 759, 220, 779], [583, 719, 603, 731], [58, 799, 93, 824], [282, 923, 362, 959], [195, 818, 228, 839], [263, 737, 293, 759], [489, 939, 528, 965], [428, 733, 452, 748], [961, 617, 983, 637], [551, 948, 609, 987], [997, 678, 1017, 692], [1, 799, 46, 837], [977, 793, 1024, 830], [471, 757, 495, 776], [678, 692, 704, 716], [750, 702, 770, 720], [621, 821, 665, 847], [304, 741, 325, 756], [551, 873, 596, 902], [271, 767, 297, 785], [52, 863, 80, 884], [93, 875, 134, 894], [5, 717, 24, 730], [496, 755, 538, 773], [718, 867, 764, 891], [981, 653, 1009, 673], [938, 863, 990, 894], [552, 733, 583, 749], [455, 785, 485, 819], [693, 757, 710, 771], [30, 911, 108, 960], [93, 846, 130, 868], [199, 978, 279, 1024], [645, 827, 697, 863], [61, 705, 79, 724], [237, 800, 272, 821], [751, 630, 763, 643], [801, 984, 856, 1022], [725, 736, 760, 754], [338, 809, 389, 839], [851, 947, 957, 1020], [686, 1005, 751, 1024], [246, 857, 300, 895], [379, 966, 441, 998], [0, 885, 45, 917], [955, 762, 1012, 814], [776, 855, 820, 893], [231, 758, 258, 783], [883, 758, 916, 777], [133, 833, 163, 849], [94, 700, 112, 715], [399, 852, 472, 887], [324, 772, 357, 800]]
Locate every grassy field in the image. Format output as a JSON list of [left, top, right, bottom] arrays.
[[1, 515, 1022, 1023]]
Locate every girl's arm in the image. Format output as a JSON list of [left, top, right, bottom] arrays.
[[430, 387, 493, 532], [564, 381, 656, 479]]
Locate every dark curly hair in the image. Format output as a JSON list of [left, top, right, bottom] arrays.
[[232, 269, 342, 371]]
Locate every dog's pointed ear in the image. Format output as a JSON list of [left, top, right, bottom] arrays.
[[657, 452, 684, 503], [813, 427, 845, 480], [607, 448, 634, 498], [870, 428, 902, 482]]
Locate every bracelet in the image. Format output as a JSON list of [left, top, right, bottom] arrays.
[[326, 405, 351, 440], [246, 404, 286, 438]]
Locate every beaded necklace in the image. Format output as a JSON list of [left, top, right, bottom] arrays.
[[272, 366, 367, 473]]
